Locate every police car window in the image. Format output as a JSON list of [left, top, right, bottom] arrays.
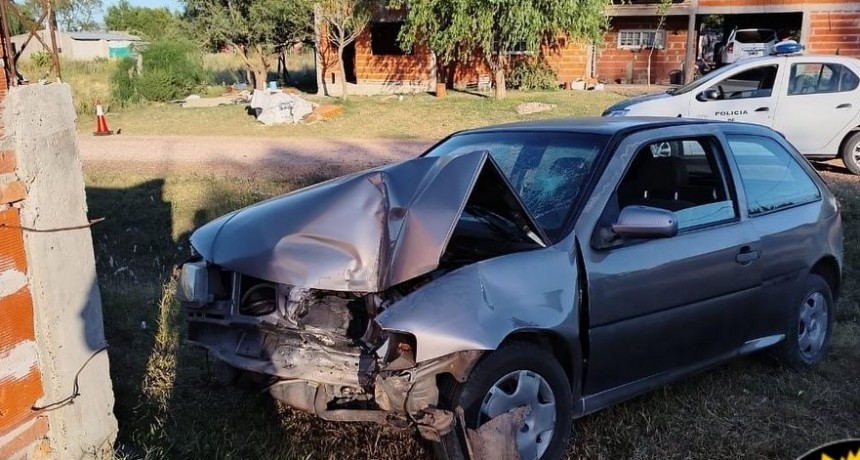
[[788, 63, 860, 95], [727, 135, 821, 215], [711, 65, 778, 100]]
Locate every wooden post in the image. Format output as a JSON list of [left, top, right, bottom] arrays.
[[45, 0, 61, 81], [0, 0, 17, 86], [683, 0, 698, 84]]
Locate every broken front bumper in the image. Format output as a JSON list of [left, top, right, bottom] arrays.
[[179, 261, 481, 439]]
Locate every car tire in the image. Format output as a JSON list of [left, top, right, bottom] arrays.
[[840, 131, 860, 176], [775, 274, 834, 369], [436, 342, 573, 460]]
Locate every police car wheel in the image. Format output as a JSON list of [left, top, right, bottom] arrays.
[[840, 131, 860, 176]]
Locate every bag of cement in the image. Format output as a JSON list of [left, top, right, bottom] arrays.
[[250, 90, 316, 125]]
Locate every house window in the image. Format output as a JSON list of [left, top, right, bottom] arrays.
[[493, 40, 531, 55], [371, 22, 411, 56], [617, 29, 666, 50]]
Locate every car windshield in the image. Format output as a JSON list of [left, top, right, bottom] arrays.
[[735, 30, 776, 43], [668, 61, 746, 95], [424, 131, 608, 238]]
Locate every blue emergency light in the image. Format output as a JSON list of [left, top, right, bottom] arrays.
[[772, 41, 804, 55]]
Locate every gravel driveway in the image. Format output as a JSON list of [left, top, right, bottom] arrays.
[[79, 135, 436, 177]]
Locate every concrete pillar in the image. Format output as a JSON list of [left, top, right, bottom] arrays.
[[1, 84, 118, 459]]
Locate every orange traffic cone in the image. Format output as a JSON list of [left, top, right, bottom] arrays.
[[93, 100, 113, 136]]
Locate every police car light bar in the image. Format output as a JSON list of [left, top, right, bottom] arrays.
[[772, 40, 805, 55]]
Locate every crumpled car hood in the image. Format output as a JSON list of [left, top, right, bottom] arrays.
[[191, 150, 535, 292]]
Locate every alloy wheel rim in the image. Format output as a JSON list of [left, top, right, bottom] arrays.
[[478, 370, 556, 460], [852, 140, 860, 167], [798, 291, 828, 359]]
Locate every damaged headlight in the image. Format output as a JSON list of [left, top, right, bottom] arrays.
[[379, 331, 417, 370], [176, 261, 212, 305]]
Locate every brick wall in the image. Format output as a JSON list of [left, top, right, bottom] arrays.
[[700, 0, 840, 6], [807, 11, 860, 57], [352, 30, 433, 83], [596, 16, 689, 85], [0, 48, 52, 458], [449, 40, 590, 89]]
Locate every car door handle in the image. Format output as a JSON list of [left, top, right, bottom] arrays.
[[754, 107, 770, 112], [736, 246, 760, 265], [837, 103, 853, 109]]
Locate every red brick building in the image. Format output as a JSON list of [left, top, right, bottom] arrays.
[[316, 0, 860, 93]]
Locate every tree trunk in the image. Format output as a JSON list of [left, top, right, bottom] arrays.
[[337, 44, 348, 100], [493, 54, 507, 99], [252, 52, 270, 90]]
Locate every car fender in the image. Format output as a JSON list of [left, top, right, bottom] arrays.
[[376, 246, 581, 364]]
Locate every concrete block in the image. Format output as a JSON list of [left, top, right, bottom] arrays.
[[1, 83, 118, 459]]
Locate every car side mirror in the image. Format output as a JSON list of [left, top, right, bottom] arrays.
[[612, 206, 678, 239], [697, 89, 720, 102]]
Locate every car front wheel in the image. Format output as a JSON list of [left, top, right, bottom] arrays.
[[840, 131, 860, 175], [437, 342, 573, 460], [776, 273, 834, 369]]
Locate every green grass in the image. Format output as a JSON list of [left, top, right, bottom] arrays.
[[91, 90, 625, 139], [87, 169, 860, 460]]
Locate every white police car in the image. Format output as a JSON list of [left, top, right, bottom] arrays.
[[604, 43, 860, 174]]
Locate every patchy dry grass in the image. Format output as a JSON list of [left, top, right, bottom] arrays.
[[90, 90, 625, 140], [88, 168, 859, 460]]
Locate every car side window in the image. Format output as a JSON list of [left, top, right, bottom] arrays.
[[709, 65, 779, 100], [612, 137, 737, 234], [788, 63, 860, 95], [726, 135, 821, 215]]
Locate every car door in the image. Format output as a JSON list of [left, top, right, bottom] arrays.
[[772, 61, 860, 153], [690, 61, 783, 127], [723, 132, 828, 337], [575, 125, 763, 397]]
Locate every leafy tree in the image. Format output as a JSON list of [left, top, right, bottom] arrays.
[[183, 0, 313, 89], [647, 0, 673, 87], [16, 0, 102, 32], [397, 0, 609, 99], [105, 0, 181, 40], [317, 0, 371, 100]]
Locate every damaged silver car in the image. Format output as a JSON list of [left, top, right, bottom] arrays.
[[177, 118, 843, 460]]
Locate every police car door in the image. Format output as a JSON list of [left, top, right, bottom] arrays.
[[690, 62, 782, 127]]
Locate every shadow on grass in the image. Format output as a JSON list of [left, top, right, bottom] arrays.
[[86, 173, 432, 460]]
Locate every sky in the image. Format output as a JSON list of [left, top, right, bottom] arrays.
[[98, 0, 182, 23], [103, 0, 182, 13]]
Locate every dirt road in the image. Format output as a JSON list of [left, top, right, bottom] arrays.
[[79, 135, 436, 177]]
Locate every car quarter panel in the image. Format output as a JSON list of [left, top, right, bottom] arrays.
[[722, 126, 844, 323]]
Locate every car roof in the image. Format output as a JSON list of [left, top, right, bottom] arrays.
[[733, 53, 860, 66], [457, 117, 716, 136]]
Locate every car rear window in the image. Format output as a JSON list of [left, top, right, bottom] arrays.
[[726, 135, 820, 216], [734, 30, 775, 43]]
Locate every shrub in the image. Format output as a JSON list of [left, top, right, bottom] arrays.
[[30, 51, 52, 71], [139, 39, 208, 100], [137, 67, 178, 102], [111, 57, 139, 107], [507, 59, 559, 91], [109, 39, 210, 104]]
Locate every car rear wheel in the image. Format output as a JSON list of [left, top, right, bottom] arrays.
[[436, 342, 573, 460], [840, 131, 860, 175], [776, 274, 834, 369]]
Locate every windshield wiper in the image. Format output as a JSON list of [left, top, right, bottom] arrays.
[[468, 206, 544, 247]]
